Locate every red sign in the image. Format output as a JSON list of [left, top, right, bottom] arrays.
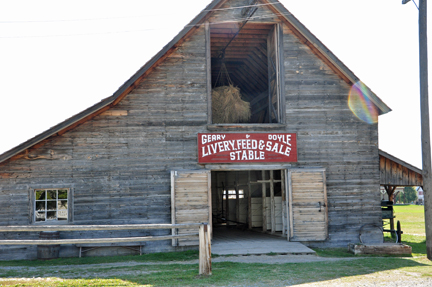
[[198, 133, 297, 163]]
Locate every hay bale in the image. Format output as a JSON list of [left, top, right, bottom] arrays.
[[212, 85, 251, 123]]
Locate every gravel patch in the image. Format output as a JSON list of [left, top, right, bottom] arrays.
[[212, 254, 360, 264]]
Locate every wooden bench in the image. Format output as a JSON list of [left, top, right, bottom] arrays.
[[76, 242, 145, 258]]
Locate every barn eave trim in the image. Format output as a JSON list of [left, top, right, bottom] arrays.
[[0, 96, 116, 165]]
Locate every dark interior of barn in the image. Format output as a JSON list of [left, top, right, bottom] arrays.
[[211, 170, 284, 236], [210, 23, 279, 124]]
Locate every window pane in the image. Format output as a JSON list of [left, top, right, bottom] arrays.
[[34, 188, 69, 223], [36, 212, 46, 222], [58, 209, 67, 220], [47, 211, 57, 220], [274, 182, 282, 196], [36, 201, 45, 211], [58, 190, 68, 199], [35, 190, 45, 200], [47, 190, 57, 200], [58, 200, 67, 210], [47, 201, 56, 210]]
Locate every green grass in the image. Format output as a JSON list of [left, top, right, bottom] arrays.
[[313, 233, 427, 258], [387, 205, 427, 257], [0, 205, 430, 286], [0, 250, 200, 268], [392, 205, 426, 236], [315, 205, 427, 258], [313, 248, 355, 258], [0, 256, 431, 287], [403, 234, 427, 256]]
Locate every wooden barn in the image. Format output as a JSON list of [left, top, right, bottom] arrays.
[[0, 0, 415, 260]]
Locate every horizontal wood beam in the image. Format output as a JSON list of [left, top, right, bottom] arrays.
[[0, 234, 199, 245], [211, 23, 274, 29], [211, 29, 271, 35], [211, 34, 266, 40], [0, 223, 205, 232]]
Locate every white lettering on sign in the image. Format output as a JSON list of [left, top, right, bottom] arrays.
[[230, 151, 265, 160], [201, 134, 226, 144], [199, 133, 295, 162], [268, 134, 292, 145]]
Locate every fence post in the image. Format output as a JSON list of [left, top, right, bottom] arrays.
[[199, 223, 212, 275]]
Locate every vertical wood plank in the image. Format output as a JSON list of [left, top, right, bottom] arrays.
[[28, 188, 34, 224], [235, 175, 240, 224], [379, 156, 386, 185], [205, 22, 212, 124], [277, 22, 286, 124], [288, 170, 294, 239], [171, 171, 177, 247], [322, 170, 329, 239], [270, 170, 275, 234], [199, 223, 212, 275], [214, 173, 219, 232], [68, 188, 74, 223], [386, 158, 392, 185], [281, 169, 286, 236], [267, 25, 276, 122], [248, 171, 252, 229], [262, 170, 266, 232], [225, 172, 229, 226], [207, 172, 212, 238]]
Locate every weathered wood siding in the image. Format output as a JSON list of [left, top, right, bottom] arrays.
[[171, 171, 210, 246], [0, 25, 209, 260], [0, 0, 382, 259], [288, 169, 328, 242], [379, 154, 423, 186], [282, 24, 381, 246]]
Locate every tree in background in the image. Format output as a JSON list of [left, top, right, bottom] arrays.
[[395, 186, 418, 204]]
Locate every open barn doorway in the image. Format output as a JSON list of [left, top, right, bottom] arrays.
[[209, 169, 325, 255], [211, 170, 286, 237]]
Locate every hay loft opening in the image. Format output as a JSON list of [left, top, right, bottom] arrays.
[[211, 23, 281, 124]]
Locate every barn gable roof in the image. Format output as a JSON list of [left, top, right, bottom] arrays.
[[0, 0, 391, 165]]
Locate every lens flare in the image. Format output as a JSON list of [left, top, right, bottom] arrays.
[[348, 81, 379, 124]]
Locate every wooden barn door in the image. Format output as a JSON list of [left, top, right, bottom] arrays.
[[171, 170, 211, 246], [287, 169, 328, 241]]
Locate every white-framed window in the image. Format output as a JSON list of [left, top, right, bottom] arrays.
[[34, 189, 69, 223], [223, 189, 244, 200]]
